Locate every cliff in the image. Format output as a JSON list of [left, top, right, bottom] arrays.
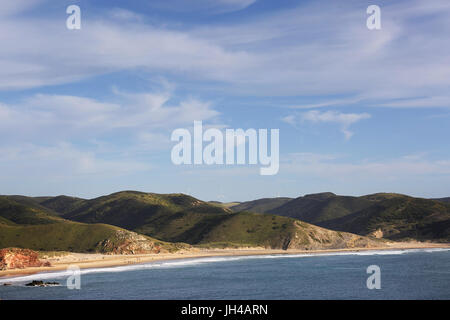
[[0, 248, 51, 270]]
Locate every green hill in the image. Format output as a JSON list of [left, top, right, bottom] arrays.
[[36, 195, 86, 215], [261, 192, 450, 242], [0, 196, 180, 253], [36, 191, 380, 250], [7, 191, 447, 248], [229, 197, 293, 213], [196, 211, 378, 250], [267, 192, 373, 223], [60, 191, 231, 233], [321, 195, 450, 241]]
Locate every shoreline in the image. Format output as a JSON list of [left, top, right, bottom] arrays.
[[1, 242, 449, 280]]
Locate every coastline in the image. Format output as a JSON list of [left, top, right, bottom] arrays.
[[1, 242, 449, 280]]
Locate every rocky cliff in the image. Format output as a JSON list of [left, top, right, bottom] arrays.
[[283, 221, 382, 250], [95, 230, 187, 254], [0, 248, 51, 270]]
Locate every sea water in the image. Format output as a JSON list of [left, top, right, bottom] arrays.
[[1, 248, 449, 300]]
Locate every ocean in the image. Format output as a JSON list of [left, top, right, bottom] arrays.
[[1, 248, 449, 300]]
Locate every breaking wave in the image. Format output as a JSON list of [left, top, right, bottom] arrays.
[[1, 247, 448, 284]]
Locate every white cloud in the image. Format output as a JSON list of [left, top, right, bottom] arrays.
[[108, 8, 143, 22], [0, 89, 219, 142], [0, 0, 44, 17], [288, 97, 364, 110], [284, 110, 371, 139], [278, 152, 450, 198], [378, 96, 450, 108], [282, 152, 450, 177], [146, 0, 257, 14], [0, 88, 221, 188], [0, 16, 256, 90], [0, 142, 154, 197], [0, 0, 449, 106], [0, 143, 150, 177]]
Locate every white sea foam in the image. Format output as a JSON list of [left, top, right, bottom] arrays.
[[1, 247, 448, 284]]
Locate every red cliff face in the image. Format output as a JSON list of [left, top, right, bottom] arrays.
[[0, 248, 51, 270]]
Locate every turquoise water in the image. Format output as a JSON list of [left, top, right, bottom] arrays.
[[1, 249, 449, 300]]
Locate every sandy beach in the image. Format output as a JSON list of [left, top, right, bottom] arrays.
[[1, 242, 449, 280]]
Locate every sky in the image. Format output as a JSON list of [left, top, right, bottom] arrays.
[[0, 0, 449, 201]]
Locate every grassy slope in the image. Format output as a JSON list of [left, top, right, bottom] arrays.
[[267, 193, 373, 223], [61, 191, 231, 235], [229, 197, 293, 213], [36, 195, 87, 215], [5, 191, 449, 248], [0, 196, 177, 253], [198, 212, 379, 249], [321, 195, 450, 241], [198, 212, 299, 248], [262, 193, 450, 241], [40, 191, 379, 249]]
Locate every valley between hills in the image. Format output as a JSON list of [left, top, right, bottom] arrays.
[[1, 191, 449, 275]]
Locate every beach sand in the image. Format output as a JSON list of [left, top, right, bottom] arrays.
[[1, 241, 449, 279]]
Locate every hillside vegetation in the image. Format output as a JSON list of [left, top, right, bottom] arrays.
[[237, 193, 450, 242], [29, 191, 381, 250], [0, 196, 181, 253], [433, 197, 450, 204], [6, 190, 445, 252], [196, 211, 378, 249], [321, 195, 450, 241], [229, 197, 293, 214]]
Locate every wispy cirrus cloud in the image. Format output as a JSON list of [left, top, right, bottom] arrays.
[[1, 0, 450, 106], [0, 89, 219, 142], [283, 110, 371, 140], [0, 86, 222, 195], [150, 0, 258, 13]]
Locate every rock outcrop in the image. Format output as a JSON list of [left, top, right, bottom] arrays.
[[282, 221, 383, 250], [370, 228, 384, 239], [95, 230, 166, 255], [0, 248, 51, 270]]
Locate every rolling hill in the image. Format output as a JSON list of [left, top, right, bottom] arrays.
[[195, 211, 379, 250], [266, 192, 373, 223], [0, 196, 181, 254], [3, 190, 448, 251], [31, 191, 381, 250], [241, 193, 450, 242], [320, 195, 450, 241], [229, 197, 293, 213]]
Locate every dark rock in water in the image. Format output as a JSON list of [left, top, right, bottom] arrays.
[[25, 280, 59, 287], [26, 280, 44, 287], [3, 283, 12, 286]]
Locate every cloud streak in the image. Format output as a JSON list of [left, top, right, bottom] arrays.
[[0, 89, 219, 142], [283, 110, 371, 139], [1, 0, 449, 107]]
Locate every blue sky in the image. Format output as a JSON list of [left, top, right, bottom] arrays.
[[0, 0, 449, 201]]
